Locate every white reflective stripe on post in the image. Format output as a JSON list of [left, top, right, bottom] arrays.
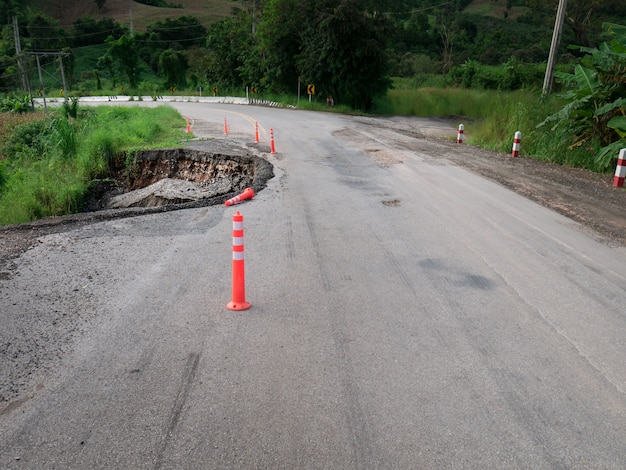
[[232, 251, 244, 261]]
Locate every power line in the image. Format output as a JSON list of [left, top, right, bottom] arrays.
[[382, 0, 457, 16]]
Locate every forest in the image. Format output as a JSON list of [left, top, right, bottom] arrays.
[[0, 0, 623, 105]]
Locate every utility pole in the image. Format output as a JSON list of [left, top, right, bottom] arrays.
[[129, 0, 134, 36], [35, 54, 48, 113], [543, 0, 568, 96], [12, 16, 28, 94], [59, 54, 68, 103], [27, 51, 70, 109]]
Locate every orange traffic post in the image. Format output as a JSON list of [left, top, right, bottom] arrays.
[[255, 121, 259, 143], [227, 211, 250, 311], [186, 117, 191, 133], [224, 187, 255, 207], [224, 117, 229, 135], [270, 128, 276, 154]]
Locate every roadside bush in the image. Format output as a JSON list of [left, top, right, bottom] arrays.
[[0, 95, 32, 113], [0, 105, 187, 225], [448, 58, 545, 91], [3, 119, 50, 161]]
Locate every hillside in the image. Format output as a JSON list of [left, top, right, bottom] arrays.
[[23, 0, 236, 31], [463, 0, 530, 20]]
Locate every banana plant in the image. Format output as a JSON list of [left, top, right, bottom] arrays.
[[0, 94, 32, 113], [538, 23, 626, 171]]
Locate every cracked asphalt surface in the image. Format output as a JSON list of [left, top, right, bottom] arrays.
[[1, 105, 625, 468]]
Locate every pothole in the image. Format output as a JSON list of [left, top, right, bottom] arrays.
[[87, 145, 274, 211], [382, 199, 401, 207]]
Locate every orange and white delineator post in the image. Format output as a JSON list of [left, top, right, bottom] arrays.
[[457, 124, 464, 143], [270, 128, 276, 154], [224, 187, 254, 206], [255, 121, 259, 143], [613, 148, 626, 188], [224, 117, 229, 135], [227, 211, 250, 311]]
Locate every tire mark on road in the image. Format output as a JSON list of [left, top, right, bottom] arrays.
[[286, 218, 295, 259], [330, 312, 376, 470], [299, 198, 374, 467], [154, 352, 200, 470], [301, 199, 331, 291]]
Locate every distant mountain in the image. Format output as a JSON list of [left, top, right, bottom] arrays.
[[21, 0, 236, 31]]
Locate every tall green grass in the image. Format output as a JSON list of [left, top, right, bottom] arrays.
[[375, 87, 501, 118], [0, 105, 187, 225]]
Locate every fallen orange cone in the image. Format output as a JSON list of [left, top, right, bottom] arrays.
[[224, 187, 255, 206]]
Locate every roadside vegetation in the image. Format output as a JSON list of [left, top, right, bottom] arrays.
[[0, 103, 187, 225]]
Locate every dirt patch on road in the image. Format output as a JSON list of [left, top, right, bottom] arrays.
[[442, 142, 626, 247], [344, 115, 626, 248]]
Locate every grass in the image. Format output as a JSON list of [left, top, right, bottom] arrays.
[[372, 85, 598, 168], [0, 105, 188, 226], [0, 112, 48, 151], [375, 86, 501, 119]]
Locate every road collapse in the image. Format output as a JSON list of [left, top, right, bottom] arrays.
[[89, 142, 273, 211]]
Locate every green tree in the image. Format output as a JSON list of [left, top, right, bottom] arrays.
[[298, 0, 391, 110], [158, 48, 188, 88], [0, 0, 21, 25], [145, 16, 206, 48], [258, 0, 391, 110], [27, 13, 67, 51], [106, 34, 140, 87], [205, 12, 256, 88], [71, 17, 125, 47]]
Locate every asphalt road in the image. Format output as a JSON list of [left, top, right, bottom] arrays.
[[1, 102, 626, 469]]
